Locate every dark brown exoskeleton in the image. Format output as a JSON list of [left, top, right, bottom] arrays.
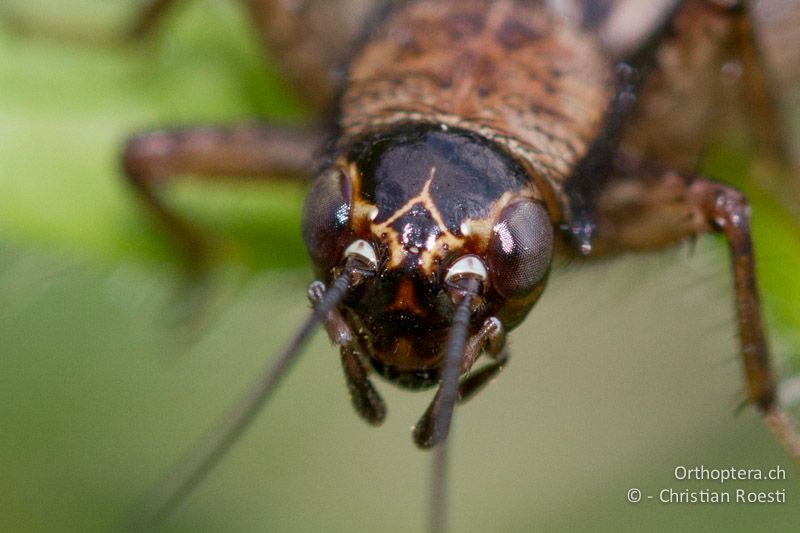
[[122, 0, 800, 530]]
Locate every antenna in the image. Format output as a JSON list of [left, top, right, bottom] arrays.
[[414, 278, 480, 533], [132, 267, 357, 529]]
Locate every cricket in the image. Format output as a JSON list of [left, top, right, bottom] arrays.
[[113, 0, 800, 530]]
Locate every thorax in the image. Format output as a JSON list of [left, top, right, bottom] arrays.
[[339, 0, 615, 223]]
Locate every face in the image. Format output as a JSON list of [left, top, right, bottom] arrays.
[[302, 124, 554, 387]]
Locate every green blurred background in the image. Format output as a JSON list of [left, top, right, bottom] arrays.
[[2, 1, 800, 531]]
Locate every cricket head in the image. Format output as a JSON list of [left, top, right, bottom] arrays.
[[302, 124, 554, 387]]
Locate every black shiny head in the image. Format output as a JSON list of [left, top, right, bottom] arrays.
[[302, 123, 554, 387]]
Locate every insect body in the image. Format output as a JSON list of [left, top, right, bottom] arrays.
[[302, 0, 612, 447], [122, 0, 800, 529]]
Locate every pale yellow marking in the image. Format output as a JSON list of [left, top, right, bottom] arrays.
[[344, 155, 544, 278], [369, 166, 462, 270], [348, 160, 380, 225], [378, 167, 444, 228], [369, 167, 467, 272]]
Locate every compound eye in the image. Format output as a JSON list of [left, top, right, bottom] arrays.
[[445, 255, 488, 284], [344, 239, 378, 270], [487, 200, 553, 298], [302, 168, 352, 271]]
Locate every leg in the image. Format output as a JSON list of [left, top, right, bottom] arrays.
[[413, 316, 506, 448], [458, 317, 507, 404], [457, 353, 509, 405], [610, 0, 800, 223], [691, 179, 773, 408], [308, 281, 386, 425], [609, 0, 799, 222], [122, 122, 323, 260], [691, 180, 800, 460], [340, 346, 387, 425], [614, 0, 743, 173], [589, 166, 800, 464]]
